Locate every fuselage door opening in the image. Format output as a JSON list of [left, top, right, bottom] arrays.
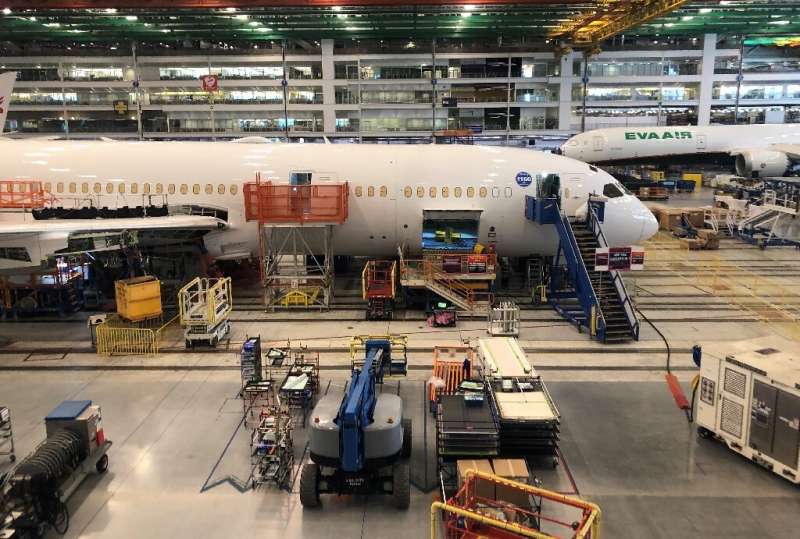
[[592, 135, 604, 152], [421, 209, 482, 252]]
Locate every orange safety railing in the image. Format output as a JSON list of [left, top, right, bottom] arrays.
[[428, 346, 476, 408], [407, 253, 496, 276], [361, 260, 396, 300], [402, 258, 493, 311], [244, 174, 349, 224], [432, 470, 601, 539], [0, 180, 51, 209]]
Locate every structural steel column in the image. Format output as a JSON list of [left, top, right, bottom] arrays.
[[557, 51, 576, 132], [320, 39, 336, 135], [697, 32, 717, 126]]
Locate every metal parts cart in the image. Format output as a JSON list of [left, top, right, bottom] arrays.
[[0, 406, 15, 463]]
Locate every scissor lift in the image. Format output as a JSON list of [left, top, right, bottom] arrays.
[[179, 277, 233, 348]]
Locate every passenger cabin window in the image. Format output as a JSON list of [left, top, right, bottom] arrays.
[[44, 182, 52, 192], [69, 183, 76, 194], [193, 184, 200, 195], [467, 187, 475, 198], [131, 183, 138, 194], [93, 183, 101, 194], [291, 172, 312, 186], [205, 184, 213, 195], [367, 186, 375, 197], [168, 184, 175, 194], [56, 183, 64, 193], [429, 187, 436, 198], [230, 185, 238, 195], [218, 184, 225, 195], [416, 186, 424, 198], [404, 186, 412, 198], [504, 187, 512, 198], [380, 186, 387, 198], [81, 183, 89, 194], [491, 187, 500, 198], [180, 184, 188, 195], [355, 186, 363, 197], [155, 183, 163, 194], [479, 187, 487, 198], [602, 183, 625, 198], [454, 187, 462, 198], [143, 183, 151, 194], [119, 183, 126, 194], [442, 187, 449, 198], [106, 183, 114, 194]]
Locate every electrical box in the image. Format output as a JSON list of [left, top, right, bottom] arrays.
[[115, 276, 162, 321], [45, 400, 104, 455], [696, 338, 800, 484]]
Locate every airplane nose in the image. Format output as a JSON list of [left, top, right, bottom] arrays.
[[638, 204, 659, 242]]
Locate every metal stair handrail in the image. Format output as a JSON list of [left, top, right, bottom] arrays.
[[422, 260, 493, 312], [554, 209, 606, 336], [587, 203, 640, 340]]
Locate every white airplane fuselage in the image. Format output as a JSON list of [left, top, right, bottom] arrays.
[[562, 124, 800, 165], [0, 140, 657, 267]]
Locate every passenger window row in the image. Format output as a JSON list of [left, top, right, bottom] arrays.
[[44, 182, 240, 196], [354, 185, 514, 199]]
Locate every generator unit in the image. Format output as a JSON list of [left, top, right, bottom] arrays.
[[696, 338, 800, 484]]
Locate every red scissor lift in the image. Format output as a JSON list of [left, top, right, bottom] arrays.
[[362, 260, 396, 320], [243, 173, 349, 308]]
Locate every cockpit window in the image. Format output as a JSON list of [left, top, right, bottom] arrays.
[[617, 182, 632, 195], [603, 183, 625, 198], [567, 140, 578, 147]]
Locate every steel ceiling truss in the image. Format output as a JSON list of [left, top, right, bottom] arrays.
[[553, 0, 691, 45]]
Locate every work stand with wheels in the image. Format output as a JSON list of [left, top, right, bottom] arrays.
[[0, 406, 15, 463]]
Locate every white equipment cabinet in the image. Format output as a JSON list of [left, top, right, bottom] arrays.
[[696, 337, 800, 484]]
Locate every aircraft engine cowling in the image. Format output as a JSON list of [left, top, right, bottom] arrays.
[[734, 150, 790, 178]]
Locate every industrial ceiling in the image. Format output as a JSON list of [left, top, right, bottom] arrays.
[[0, 1, 798, 45]]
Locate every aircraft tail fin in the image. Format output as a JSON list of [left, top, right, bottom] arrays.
[[0, 71, 17, 134]]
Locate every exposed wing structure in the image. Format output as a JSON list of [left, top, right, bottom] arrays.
[[0, 215, 225, 235]]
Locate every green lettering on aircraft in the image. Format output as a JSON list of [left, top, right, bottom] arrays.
[[623, 130, 694, 141]]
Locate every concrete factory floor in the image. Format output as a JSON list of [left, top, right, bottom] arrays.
[[1, 230, 800, 538]]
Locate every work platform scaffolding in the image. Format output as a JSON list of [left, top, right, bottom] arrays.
[[399, 252, 496, 317], [244, 173, 349, 309]]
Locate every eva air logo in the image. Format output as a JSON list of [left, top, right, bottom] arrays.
[[624, 131, 692, 141]]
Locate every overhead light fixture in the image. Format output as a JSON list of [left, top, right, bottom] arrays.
[[345, 26, 357, 31], [337, 14, 347, 19], [125, 15, 138, 21], [43, 22, 61, 27], [224, 7, 236, 12], [332, 6, 342, 11], [770, 20, 790, 25], [235, 14, 248, 20], [463, 5, 476, 10], [162, 29, 171, 33], [665, 23, 674, 27], [248, 21, 260, 26], [461, 13, 471, 18], [28, 16, 36, 21], [2, 7, 10, 15], [256, 27, 271, 32], [699, 8, 713, 13], [682, 16, 694, 21], [104, 8, 117, 13]]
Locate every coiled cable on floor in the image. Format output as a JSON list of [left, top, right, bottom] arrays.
[[9, 429, 86, 535]]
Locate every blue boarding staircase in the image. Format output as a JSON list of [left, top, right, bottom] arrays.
[[525, 195, 640, 344]]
